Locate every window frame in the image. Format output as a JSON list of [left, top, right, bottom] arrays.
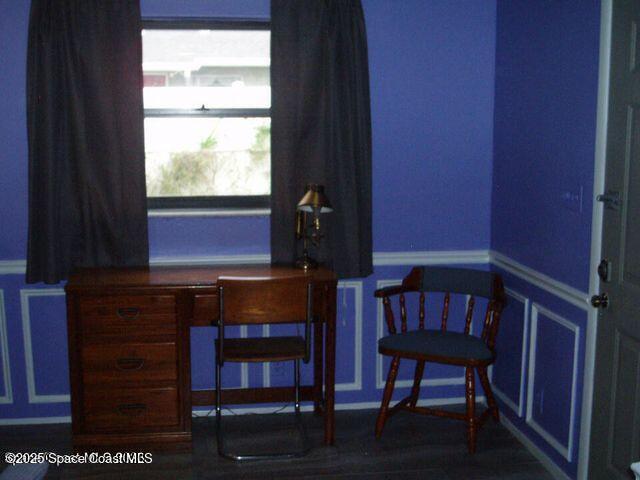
[[142, 18, 271, 211]]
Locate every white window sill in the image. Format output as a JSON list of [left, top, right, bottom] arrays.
[[148, 208, 271, 218]]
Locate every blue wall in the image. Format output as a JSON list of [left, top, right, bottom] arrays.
[[1, 1, 606, 478], [368, 0, 495, 252], [491, 0, 600, 291], [144, 0, 498, 258], [0, 0, 29, 260], [490, 1, 601, 478], [0, 0, 497, 419]]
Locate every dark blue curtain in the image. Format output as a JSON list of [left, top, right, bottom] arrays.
[[270, 0, 373, 279], [26, 0, 149, 284]]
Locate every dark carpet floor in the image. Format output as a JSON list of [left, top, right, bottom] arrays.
[[0, 408, 554, 479]]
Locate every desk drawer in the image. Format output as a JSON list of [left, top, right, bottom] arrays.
[[82, 342, 177, 385], [83, 387, 179, 431], [79, 295, 176, 336]]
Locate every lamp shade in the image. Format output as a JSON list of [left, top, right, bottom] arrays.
[[297, 184, 333, 213]]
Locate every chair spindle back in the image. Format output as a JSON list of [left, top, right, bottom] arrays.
[[399, 294, 408, 333], [375, 267, 505, 349], [440, 292, 450, 331], [464, 296, 475, 335]]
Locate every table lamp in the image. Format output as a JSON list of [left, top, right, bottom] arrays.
[[295, 184, 333, 270]]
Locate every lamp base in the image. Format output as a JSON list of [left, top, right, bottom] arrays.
[[295, 255, 318, 271]]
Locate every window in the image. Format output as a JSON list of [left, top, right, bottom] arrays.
[[142, 20, 271, 210]]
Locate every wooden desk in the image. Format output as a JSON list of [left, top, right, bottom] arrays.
[[65, 265, 337, 451]]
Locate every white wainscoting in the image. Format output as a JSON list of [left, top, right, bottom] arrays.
[[526, 303, 580, 462], [490, 251, 590, 311], [0, 260, 26, 275], [262, 281, 363, 392], [0, 249, 492, 275], [335, 281, 364, 391], [20, 288, 69, 404], [492, 288, 530, 418], [373, 250, 489, 266], [0, 290, 13, 404], [2, 247, 591, 480]]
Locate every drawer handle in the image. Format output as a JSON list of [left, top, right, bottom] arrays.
[[116, 307, 140, 320], [117, 403, 147, 416], [116, 357, 145, 371]]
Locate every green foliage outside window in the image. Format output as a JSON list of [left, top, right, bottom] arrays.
[[147, 124, 270, 197]]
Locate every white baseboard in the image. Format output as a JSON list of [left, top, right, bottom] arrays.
[[501, 415, 572, 480], [0, 397, 486, 425], [191, 396, 485, 416], [0, 416, 71, 426]]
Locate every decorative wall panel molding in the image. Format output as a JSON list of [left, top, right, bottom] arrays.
[[492, 288, 529, 418], [0, 290, 13, 404], [262, 281, 363, 392], [240, 326, 249, 389], [20, 288, 69, 404], [526, 303, 580, 462], [335, 281, 363, 391]]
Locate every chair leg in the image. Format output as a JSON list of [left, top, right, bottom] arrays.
[[376, 356, 400, 438], [292, 358, 311, 457], [478, 367, 499, 422], [215, 360, 223, 456], [294, 359, 301, 413], [216, 358, 310, 460], [409, 360, 425, 408], [313, 322, 323, 415], [465, 366, 476, 454]]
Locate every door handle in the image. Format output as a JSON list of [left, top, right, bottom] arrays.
[[596, 191, 621, 210], [591, 293, 609, 308]]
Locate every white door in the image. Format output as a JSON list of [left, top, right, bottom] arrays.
[[589, 0, 640, 478]]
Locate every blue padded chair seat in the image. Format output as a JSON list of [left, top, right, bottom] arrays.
[[378, 329, 493, 361]]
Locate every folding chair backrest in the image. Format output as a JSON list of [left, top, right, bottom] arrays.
[[218, 276, 312, 326]]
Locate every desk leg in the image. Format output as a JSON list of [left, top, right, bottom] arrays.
[[324, 284, 337, 446], [313, 322, 323, 415]]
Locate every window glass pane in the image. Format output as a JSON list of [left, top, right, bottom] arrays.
[[145, 117, 271, 197], [142, 29, 270, 109]]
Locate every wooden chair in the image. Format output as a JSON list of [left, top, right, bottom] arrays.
[[374, 266, 506, 453], [215, 276, 313, 460]]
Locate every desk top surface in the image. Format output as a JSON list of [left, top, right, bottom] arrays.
[[66, 264, 336, 290]]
